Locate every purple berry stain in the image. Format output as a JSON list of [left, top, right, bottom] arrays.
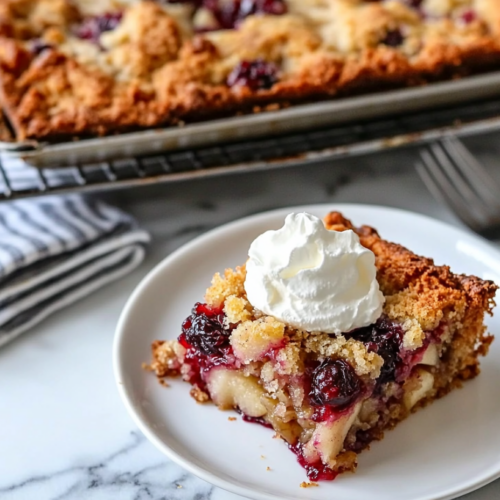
[[347, 317, 405, 385], [182, 302, 231, 355], [406, 0, 423, 8], [309, 359, 362, 410], [381, 28, 404, 47], [30, 39, 53, 55], [195, 0, 286, 30], [76, 12, 123, 43], [227, 59, 278, 90], [461, 10, 477, 24]]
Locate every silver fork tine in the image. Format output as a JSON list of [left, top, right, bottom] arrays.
[[428, 142, 489, 212], [441, 136, 500, 212], [416, 153, 482, 231]]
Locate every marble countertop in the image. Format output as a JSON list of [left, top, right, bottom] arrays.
[[1, 136, 500, 500]]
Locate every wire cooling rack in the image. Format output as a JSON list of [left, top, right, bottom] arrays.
[[1, 96, 500, 200]]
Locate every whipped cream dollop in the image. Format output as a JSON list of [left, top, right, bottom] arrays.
[[244, 213, 384, 334]]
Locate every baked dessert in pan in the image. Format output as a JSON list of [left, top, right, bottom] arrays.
[[0, 0, 499, 142], [146, 211, 497, 481]]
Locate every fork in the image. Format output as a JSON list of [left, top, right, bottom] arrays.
[[416, 136, 500, 240]]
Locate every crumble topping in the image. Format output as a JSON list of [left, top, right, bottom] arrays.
[[2, 0, 500, 140], [274, 343, 304, 376], [302, 333, 383, 379], [190, 386, 210, 403], [224, 294, 253, 324], [300, 481, 319, 488], [146, 340, 184, 377], [400, 318, 425, 350], [425, 0, 471, 17], [384, 280, 466, 332], [205, 266, 247, 308], [231, 316, 285, 363]]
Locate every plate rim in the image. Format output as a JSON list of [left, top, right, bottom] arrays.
[[113, 203, 500, 500]]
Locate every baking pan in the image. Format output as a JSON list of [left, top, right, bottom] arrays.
[[2, 97, 500, 201], [4, 71, 500, 168]]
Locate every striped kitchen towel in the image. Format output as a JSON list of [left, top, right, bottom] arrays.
[[0, 194, 150, 348]]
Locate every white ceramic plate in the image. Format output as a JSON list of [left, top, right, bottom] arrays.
[[114, 204, 500, 500]]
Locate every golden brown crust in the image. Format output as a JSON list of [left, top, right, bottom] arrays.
[[1, 0, 500, 141], [324, 210, 497, 382], [324, 211, 498, 307], [0, 0, 80, 40], [147, 339, 185, 378], [6, 40, 500, 141]]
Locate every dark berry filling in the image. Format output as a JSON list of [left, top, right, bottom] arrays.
[[227, 59, 278, 90], [178, 300, 442, 481], [202, 0, 241, 29], [289, 442, 338, 481], [30, 39, 53, 55], [178, 303, 237, 389], [381, 28, 404, 47], [180, 334, 237, 389], [75, 12, 123, 43], [241, 405, 339, 480], [309, 359, 363, 410], [346, 317, 441, 387], [163, 0, 286, 31], [235, 0, 287, 21], [346, 426, 382, 453], [460, 9, 477, 24], [202, 0, 286, 29], [405, 0, 423, 8], [254, 0, 287, 15], [347, 317, 405, 385], [240, 413, 273, 428], [182, 302, 232, 355]]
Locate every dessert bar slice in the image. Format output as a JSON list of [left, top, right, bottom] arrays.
[[146, 212, 497, 480]]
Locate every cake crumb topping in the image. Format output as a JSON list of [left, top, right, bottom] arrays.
[[300, 481, 319, 488], [190, 386, 210, 403], [224, 294, 253, 323], [205, 266, 247, 308], [231, 316, 285, 363]]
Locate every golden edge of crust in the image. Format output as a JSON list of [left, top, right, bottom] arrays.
[[323, 211, 498, 311], [324, 211, 497, 356], [1, 34, 500, 140]]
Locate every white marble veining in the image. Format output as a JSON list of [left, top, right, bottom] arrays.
[[1, 136, 500, 500]]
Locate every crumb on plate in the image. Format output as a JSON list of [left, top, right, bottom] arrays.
[[300, 481, 319, 488]]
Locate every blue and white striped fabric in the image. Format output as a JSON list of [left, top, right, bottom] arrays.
[[0, 195, 150, 347]]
